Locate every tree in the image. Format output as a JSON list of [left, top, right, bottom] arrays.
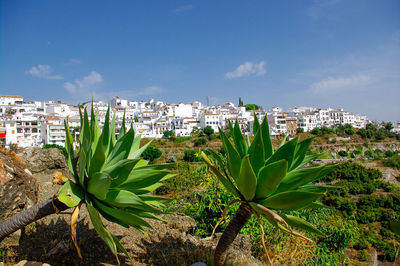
[[245, 104, 260, 111], [141, 146, 162, 161], [297, 127, 304, 134], [238, 97, 244, 107], [203, 126, 214, 136], [163, 130, 174, 139], [0, 105, 172, 263], [338, 150, 349, 157], [201, 115, 333, 265]]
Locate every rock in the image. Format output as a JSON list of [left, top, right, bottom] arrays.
[[17, 147, 67, 174], [0, 148, 39, 221]]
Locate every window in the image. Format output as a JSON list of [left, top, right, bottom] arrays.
[[17, 128, 22, 133]]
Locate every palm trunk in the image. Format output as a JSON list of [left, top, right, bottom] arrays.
[[214, 202, 252, 266], [0, 197, 69, 241]]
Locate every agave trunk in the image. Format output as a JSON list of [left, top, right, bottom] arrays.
[[214, 202, 252, 266], [0, 197, 69, 241]]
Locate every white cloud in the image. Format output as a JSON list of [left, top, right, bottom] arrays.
[[135, 86, 163, 96], [26, 64, 63, 80], [64, 82, 77, 93], [225, 61, 266, 79], [309, 73, 371, 94], [64, 71, 103, 94], [173, 4, 194, 13]]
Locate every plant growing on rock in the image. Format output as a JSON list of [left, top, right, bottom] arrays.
[[0, 105, 173, 263], [201, 115, 334, 265]]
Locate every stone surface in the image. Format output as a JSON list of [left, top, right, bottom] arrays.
[[17, 147, 67, 174], [0, 148, 39, 221]]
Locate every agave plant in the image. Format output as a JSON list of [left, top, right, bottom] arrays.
[[0, 105, 173, 263], [201, 115, 334, 265]]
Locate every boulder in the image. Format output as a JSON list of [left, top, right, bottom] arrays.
[[17, 147, 67, 174], [0, 148, 39, 221]]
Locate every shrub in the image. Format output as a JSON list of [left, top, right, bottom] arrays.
[[358, 249, 370, 261], [183, 150, 199, 162], [193, 137, 207, 147], [163, 130, 174, 138], [338, 150, 348, 157], [141, 146, 162, 161], [385, 150, 394, 158], [384, 154, 400, 169], [202, 126, 214, 136]]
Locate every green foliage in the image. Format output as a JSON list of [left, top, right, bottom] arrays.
[[357, 123, 396, 141], [238, 97, 244, 107], [163, 130, 174, 138], [173, 136, 192, 143], [202, 126, 214, 136], [245, 104, 260, 111], [156, 161, 209, 196], [141, 146, 162, 161], [42, 144, 67, 159], [60, 104, 172, 262], [297, 127, 304, 133], [193, 137, 207, 146], [310, 126, 334, 136], [183, 150, 200, 162], [384, 154, 400, 169], [338, 150, 348, 157], [385, 150, 394, 158]]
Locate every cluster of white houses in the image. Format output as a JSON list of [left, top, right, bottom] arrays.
[[0, 95, 372, 148]]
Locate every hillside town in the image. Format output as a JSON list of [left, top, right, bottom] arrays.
[[0, 94, 385, 148]]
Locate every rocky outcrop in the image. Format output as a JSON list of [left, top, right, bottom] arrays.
[[0, 148, 39, 221], [17, 147, 67, 174]]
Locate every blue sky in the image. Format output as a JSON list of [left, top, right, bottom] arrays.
[[1, 0, 399, 121]]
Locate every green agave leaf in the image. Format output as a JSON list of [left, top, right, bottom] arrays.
[[104, 128, 135, 168], [232, 121, 247, 158], [265, 136, 298, 169], [260, 116, 274, 160], [255, 159, 288, 200], [94, 199, 151, 228], [109, 111, 117, 155], [81, 108, 91, 155], [281, 214, 325, 237], [228, 120, 234, 138], [200, 151, 240, 198], [104, 159, 141, 187], [247, 125, 265, 175], [87, 172, 111, 200], [278, 135, 288, 149], [104, 189, 149, 209], [111, 234, 130, 260], [129, 134, 142, 155], [130, 182, 164, 195], [253, 113, 260, 136], [258, 191, 323, 211], [236, 155, 257, 201], [298, 185, 337, 193], [295, 153, 321, 169], [102, 106, 111, 155], [219, 128, 241, 181], [58, 180, 84, 207], [88, 134, 105, 176], [119, 109, 127, 140], [86, 200, 117, 257], [90, 103, 101, 154], [275, 165, 334, 194], [78, 147, 87, 186], [64, 120, 78, 182], [128, 139, 153, 159], [114, 170, 171, 190], [290, 137, 314, 171]]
